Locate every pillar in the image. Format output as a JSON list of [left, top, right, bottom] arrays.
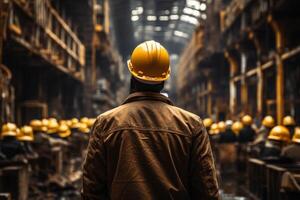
[[268, 15, 284, 124], [224, 51, 238, 116]]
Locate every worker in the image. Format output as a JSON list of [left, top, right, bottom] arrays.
[[231, 121, 245, 172], [203, 118, 213, 132], [217, 121, 225, 143], [239, 115, 256, 143], [283, 115, 296, 138], [209, 123, 220, 142], [0, 123, 26, 160], [82, 40, 219, 199], [17, 126, 38, 159], [261, 125, 290, 159], [30, 119, 53, 181], [221, 120, 236, 143], [281, 127, 300, 162], [47, 118, 60, 138], [250, 116, 275, 157], [231, 121, 244, 137]]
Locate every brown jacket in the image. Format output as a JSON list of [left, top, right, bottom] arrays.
[[82, 92, 219, 200]]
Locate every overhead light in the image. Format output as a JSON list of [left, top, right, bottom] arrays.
[[183, 7, 200, 17], [174, 30, 189, 38], [180, 15, 199, 25], [132, 6, 143, 15], [159, 16, 169, 21], [170, 15, 179, 20], [201, 13, 207, 20], [200, 3, 207, 11], [136, 6, 143, 14], [155, 26, 162, 31], [186, 0, 201, 10], [131, 15, 139, 21], [147, 15, 157, 21]]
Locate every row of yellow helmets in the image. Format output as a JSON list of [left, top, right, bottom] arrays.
[[203, 115, 300, 144], [1, 117, 96, 142]]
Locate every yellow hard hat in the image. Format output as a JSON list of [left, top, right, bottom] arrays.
[[87, 118, 96, 128], [59, 120, 68, 125], [1, 123, 18, 137], [218, 121, 226, 132], [203, 118, 213, 128], [18, 126, 34, 142], [242, 115, 253, 126], [70, 118, 80, 129], [47, 120, 59, 134], [127, 40, 170, 82], [262, 116, 275, 128], [48, 118, 57, 123], [80, 117, 89, 124], [209, 123, 219, 135], [292, 127, 300, 144], [66, 120, 72, 127], [283, 116, 296, 126], [268, 125, 290, 143], [78, 123, 90, 134], [30, 119, 46, 132], [58, 124, 71, 138], [232, 121, 244, 135]]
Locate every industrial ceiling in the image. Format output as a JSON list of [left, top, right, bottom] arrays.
[[109, 0, 209, 59]]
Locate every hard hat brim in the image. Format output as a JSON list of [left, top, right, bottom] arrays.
[[127, 60, 170, 82], [2, 131, 17, 137], [59, 131, 71, 138], [18, 136, 34, 142], [268, 135, 289, 142]]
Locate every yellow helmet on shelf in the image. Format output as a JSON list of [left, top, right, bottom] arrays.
[[242, 115, 253, 126], [262, 116, 275, 128], [80, 117, 89, 124], [47, 120, 59, 134], [18, 126, 34, 142], [78, 123, 90, 134], [232, 121, 244, 135], [218, 121, 226, 132], [268, 125, 290, 143], [41, 119, 49, 132], [127, 40, 170, 82], [209, 123, 219, 135], [203, 118, 213, 128], [1, 123, 18, 137], [283, 116, 296, 126], [58, 124, 71, 138], [29, 119, 43, 132], [70, 118, 80, 129], [292, 127, 300, 144]]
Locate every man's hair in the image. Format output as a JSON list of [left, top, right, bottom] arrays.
[[130, 76, 164, 94]]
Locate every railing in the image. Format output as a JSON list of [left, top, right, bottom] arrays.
[[0, 64, 14, 124], [8, 0, 85, 80]]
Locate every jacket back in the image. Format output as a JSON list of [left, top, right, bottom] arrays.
[[82, 92, 219, 200]]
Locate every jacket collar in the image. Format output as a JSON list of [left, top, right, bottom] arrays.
[[122, 92, 173, 105]]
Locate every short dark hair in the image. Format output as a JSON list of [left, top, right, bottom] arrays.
[[130, 76, 164, 94]]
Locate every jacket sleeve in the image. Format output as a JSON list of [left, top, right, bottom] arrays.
[[189, 123, 220, 200], [82, 117, 108, 200]]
